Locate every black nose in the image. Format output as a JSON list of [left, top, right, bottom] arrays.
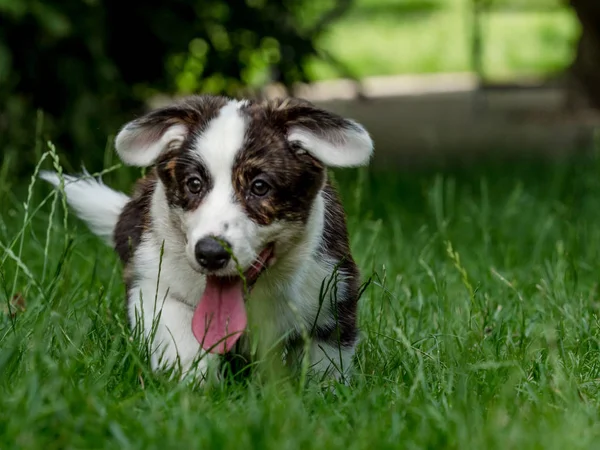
[[195, 236, 231, 271]]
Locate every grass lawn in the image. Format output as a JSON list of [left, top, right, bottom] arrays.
[[3, 151, 600, 448], [307, 0, 580, 81]]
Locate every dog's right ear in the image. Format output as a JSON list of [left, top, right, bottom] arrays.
[[114, 106, 193, 167]]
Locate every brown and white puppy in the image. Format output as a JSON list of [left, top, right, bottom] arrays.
[[42, 95, 373, 383]]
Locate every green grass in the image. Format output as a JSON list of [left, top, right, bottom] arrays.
[[307, 0, 580, 81], [4, 150, 600, 448]]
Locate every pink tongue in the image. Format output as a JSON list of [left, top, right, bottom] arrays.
[[191, 277, 247, 354]]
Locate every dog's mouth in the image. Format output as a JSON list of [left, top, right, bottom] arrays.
[[191, 243, 275, 354]]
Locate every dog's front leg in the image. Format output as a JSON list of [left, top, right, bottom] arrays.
[[308, 339, 356, 384], [129, 288, 217, 383]]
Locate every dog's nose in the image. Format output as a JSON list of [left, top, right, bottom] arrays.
[[195, 236, 231, 271]]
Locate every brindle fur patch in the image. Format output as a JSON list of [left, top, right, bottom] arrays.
[[144, 95, 228, 211], [232, 102, 326, 226], [251, 98, 363, 147], [238, 98, 361, 348], [156, 149, 213, 211], [307, 183, 360, 348], [114, 173, 157, 289]]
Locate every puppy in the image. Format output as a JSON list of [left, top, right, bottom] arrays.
[[42, 95, 373, 383]]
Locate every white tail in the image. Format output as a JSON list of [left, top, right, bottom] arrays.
[[40, 171, 130, 245]]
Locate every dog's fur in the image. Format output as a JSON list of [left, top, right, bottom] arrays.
[[42, 95, 373, 383]]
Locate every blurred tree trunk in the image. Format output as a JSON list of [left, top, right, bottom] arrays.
[[569, 0, 600, 109]]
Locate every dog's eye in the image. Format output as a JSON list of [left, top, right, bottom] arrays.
[[250, 179, 271, 197], [186, 177, 202, 194]]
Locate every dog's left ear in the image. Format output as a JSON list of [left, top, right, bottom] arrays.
[[271, 99, 374, 168]]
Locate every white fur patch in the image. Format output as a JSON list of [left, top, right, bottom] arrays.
[[192, 100, 247, 173], [128, 237, 215, 380], [182, 100, 276, 273], [309, 340, 355, 382], [288, 120, 373, 167]]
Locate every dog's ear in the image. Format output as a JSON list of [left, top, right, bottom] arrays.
[[114, 106, 193, 167], [115, 95, 230, 166], [268, 99, 373, 168]]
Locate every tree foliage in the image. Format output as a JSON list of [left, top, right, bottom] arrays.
[[0, 0, 350, 174]]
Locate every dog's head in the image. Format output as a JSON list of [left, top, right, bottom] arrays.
[[115, 95, 373, 282]]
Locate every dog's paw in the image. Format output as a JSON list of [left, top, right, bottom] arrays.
[[178, 354, 223, 388]]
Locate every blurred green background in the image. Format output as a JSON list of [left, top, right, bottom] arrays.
[[308, 0, 577, 81], [0, 0, 594, 178]]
